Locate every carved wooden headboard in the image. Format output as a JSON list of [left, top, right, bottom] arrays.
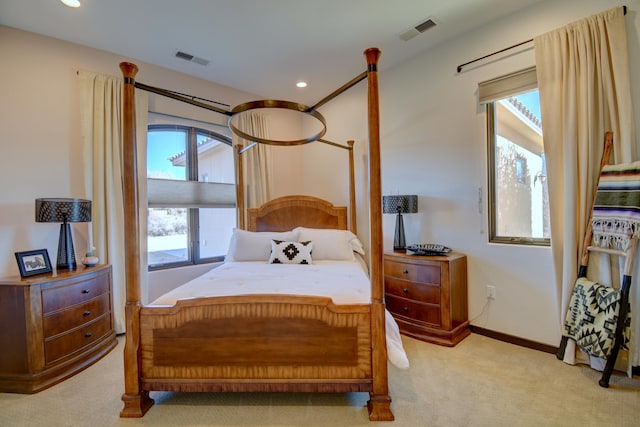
[[247, 195, 347, 232]]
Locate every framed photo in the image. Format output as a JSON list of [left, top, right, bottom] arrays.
[[15, 249, 53, 278]]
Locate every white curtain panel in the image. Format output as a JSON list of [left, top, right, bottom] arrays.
[[79, 71, 149, 333], [232, 111, 273, 211], [534, 6, 637, 373]]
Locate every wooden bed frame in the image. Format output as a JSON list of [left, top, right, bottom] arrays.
[[118, 48, 392, 421]]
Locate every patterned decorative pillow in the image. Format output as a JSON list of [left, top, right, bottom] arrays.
[[269, 240, 313, 264]]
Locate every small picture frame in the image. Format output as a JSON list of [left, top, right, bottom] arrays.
[[15, 249, 53, 278]]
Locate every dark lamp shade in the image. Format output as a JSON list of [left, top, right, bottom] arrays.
[[35, 198, 92, 223], [35, 198, 91, 270], [382, 195, 418, 214], [383, 195, 418, 251]]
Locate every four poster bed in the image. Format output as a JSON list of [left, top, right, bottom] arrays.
[[118, 48, 399, 421]]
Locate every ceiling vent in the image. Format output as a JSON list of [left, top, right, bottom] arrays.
[[175, 50, 210, 66], [400, 18, 437, 41]]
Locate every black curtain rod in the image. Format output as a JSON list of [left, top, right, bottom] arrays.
[[456, 5, 627, 73], [456, 39, 533, 72]]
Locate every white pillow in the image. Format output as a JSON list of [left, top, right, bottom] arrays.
[[268, 240, 313, 264], [225, 229, 298, 262], [350, 236, 366, 255], [294, 227, 360, 260]]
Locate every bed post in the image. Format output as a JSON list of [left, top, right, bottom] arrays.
[[119, 62, 154, 417], [364, 48, 394, 421], [347, 140, 357, 235], [235, 144, 246, 230]]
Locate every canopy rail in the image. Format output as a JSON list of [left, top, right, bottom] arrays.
[[318, 139, 353, 150], [308, 71, 367, 111], [237, 142, 257, 155], [131, 68, 371, 147], [229, 99, 327, 146], [134, 82, 232, 116]]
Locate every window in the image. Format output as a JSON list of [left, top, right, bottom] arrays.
[[481, 67, 550, 245], [515, 157, 527, 185], [147, 124, 236, 269]]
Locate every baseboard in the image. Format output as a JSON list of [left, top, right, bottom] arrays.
[[469, 326, 640, 375], [469, 325, 558, 354]]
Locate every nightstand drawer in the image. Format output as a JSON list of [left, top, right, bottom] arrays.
[[42, 275, 109, 314], [385, 277, 440, 304], [386, 294, 441, 326], [384, 259, 440, 285], [44, 314, 112, 364], [43, 293, 111, 338]]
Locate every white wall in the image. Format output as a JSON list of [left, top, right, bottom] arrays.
[[307, 0, 640, 346]]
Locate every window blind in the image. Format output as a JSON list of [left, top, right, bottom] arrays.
[[478, 66, 537, 104], [148, 178, 236, 208]]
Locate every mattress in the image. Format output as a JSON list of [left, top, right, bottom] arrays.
[[151, 259, 410, 369]]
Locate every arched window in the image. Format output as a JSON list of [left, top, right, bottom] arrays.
[[146, 124, 235, 269]]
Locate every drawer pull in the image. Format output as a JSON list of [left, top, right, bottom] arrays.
[[403, 269, 409, 275], [402, 288, 409, 294], [403, 306, 409, 312], [85, 332, 93, 338], [83, 310, 91, 316], [82, 289, 91, 294]]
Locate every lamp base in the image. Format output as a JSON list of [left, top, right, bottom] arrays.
[[57, 222, 77, 270], [393, 213, 407, 252], [57, 262, 77, 270]]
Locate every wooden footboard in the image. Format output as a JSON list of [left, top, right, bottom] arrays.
[[139, 295, 373, 392]]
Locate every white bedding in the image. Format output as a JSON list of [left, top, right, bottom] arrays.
[[151, 260, 409, 370]]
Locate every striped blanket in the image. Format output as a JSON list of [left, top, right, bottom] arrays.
[[592, 161, 640, 250]]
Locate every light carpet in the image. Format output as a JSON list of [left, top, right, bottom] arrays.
[[0, 334, 638, 426]]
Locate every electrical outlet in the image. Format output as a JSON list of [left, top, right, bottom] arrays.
[[487, 285, 496, 299]]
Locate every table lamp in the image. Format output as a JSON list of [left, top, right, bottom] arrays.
[[383, 195, 418, 251], [35, 198, 92, 270]]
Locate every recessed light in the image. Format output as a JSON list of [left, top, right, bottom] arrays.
[[60, 0, 81, 8], [296, 81, 307, 88]]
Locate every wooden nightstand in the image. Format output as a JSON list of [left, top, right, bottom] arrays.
[[384, 251, 470, 346], [0, 264, 117, 393]]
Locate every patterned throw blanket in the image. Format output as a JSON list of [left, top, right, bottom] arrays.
[[592, 161, 640, 250], [564, 278, 630, 359]]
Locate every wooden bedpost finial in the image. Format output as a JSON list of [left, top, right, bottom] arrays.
[[364, 48, 381, 68], [119, 62, 139, 81]]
